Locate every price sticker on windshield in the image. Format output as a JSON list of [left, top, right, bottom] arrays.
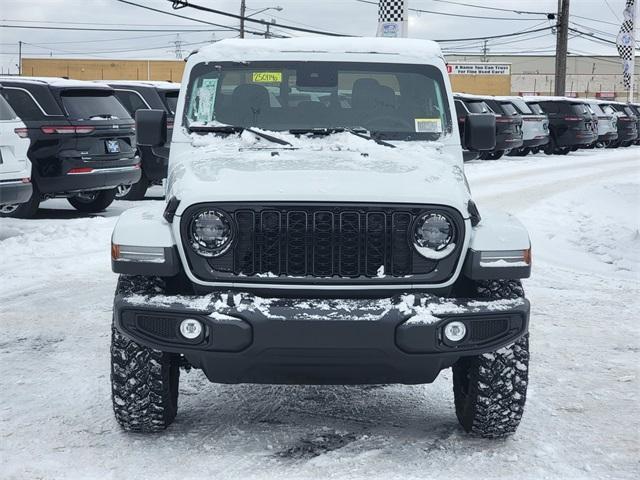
[[252, 72, 282, 83], [415, 118, 442, 133]]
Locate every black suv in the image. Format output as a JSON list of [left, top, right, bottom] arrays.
[[525, 97, 597, 155], [0, 77, 140, 217], [104, 81, 179, 200], [453, 94, 496, 161], [600, 102, 639, 147], [479, 97, 523, 160], [628, 103, 640, 145]]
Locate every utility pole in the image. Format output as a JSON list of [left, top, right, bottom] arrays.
[[554, 0, 570, 96], [18, 41, 22, 76], [482, 40, 489, 63], [240, 0, 246, 39]]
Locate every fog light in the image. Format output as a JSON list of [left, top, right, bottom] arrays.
[[444, 321, 467, 342], [179, 319, 203, 340]]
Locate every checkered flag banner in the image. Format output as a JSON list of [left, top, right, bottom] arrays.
[[376, 0, 409, 38], [617, 0, 637, 88]]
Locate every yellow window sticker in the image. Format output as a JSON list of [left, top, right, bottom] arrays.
[[252, 72, 282, 83], [414, 118, 442, 133]]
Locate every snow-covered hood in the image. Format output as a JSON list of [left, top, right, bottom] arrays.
[[168, 131, 470, 217]]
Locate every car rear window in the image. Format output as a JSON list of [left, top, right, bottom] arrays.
[[510, 98, 533, 115], [61, 89, 132, 121], [499, 102, 518, 115], [465, 100, 492, 113], [528, 103, 544, 114], [588, 103, 605, 115], [0, 94, 18, 120], [162, 90, 179, 115]]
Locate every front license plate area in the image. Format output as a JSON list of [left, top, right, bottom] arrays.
[[105, 140, 120, 153]]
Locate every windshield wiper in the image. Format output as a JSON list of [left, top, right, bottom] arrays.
[[289, 127, 396, 148], [189, 125, 293, 147]]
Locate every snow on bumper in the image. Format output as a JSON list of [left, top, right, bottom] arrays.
[[113, 289, 529, 385]]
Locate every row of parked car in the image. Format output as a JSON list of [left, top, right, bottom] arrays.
[[455, 93, 640, 160], [0, 76, 179, 218]]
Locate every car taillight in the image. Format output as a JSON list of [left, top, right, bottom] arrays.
[[563, 116, 582, 121], [14, 127, 29, 138], [167, 121, 174, 129], [41, 126, 95, 134], [495, 117, 512, 123]]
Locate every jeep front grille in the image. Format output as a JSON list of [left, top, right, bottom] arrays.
[[180, 203, 465, 286]]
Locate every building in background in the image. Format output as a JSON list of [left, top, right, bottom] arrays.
[[20, 58, 185, 82], [18, 54, 640, 100]]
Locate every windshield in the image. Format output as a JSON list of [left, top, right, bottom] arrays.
[[184, 61, 452, 140], [61, 90, 132, 121], [499, 102, 518, 115], [528, 103, 544, 115]]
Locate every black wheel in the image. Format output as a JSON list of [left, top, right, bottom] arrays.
[[491, 150, 504, 160], [111, 276, 180, 432], [543, 136, 556, 155], [67, 189, 116, 213], [452, 280, 529, 439], [0, 182, 40, 218], [116, 174, 149, 201]]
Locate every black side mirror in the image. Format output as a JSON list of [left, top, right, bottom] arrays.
[[465, 113, 496, 151], [136, 109, 167, 147]]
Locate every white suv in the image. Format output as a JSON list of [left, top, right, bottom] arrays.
[[0, 92, 31, 213], [108, 37, 532, 438]]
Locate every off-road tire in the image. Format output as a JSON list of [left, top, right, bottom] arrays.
[[111, 275, 180, 432], [68, 189, 117, 213], [452, 279, 529, 439]]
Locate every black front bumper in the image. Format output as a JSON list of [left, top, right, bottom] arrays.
[[114, 290, 530, 385], [0, 180, 33, 206]]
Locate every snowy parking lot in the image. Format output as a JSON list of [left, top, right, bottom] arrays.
[[1, 148, 639, 480]]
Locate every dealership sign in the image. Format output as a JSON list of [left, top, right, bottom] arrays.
[[447, 64, 511, 75]]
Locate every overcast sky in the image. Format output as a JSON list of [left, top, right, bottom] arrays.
[[0, 0, 631, 74]]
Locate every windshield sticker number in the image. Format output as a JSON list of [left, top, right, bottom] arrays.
[[252, 72, 282, 83], [196, 78, 218, 123], [414, 118, 442, 133]]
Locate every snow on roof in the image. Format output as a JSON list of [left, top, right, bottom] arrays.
[[453, 92, 492, 101], [522, 95, 587, 103], [100, 80, 180, 90], [193, 37, 444, 64], [0, 76, 112, 89]]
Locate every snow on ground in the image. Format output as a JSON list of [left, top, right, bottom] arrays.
[[1, 149, 639, 480]]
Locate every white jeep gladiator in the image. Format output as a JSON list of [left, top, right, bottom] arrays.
[[110, 37, 532, 438]]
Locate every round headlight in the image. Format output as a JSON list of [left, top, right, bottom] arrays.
[[413, 212, 455, 259], [189, 210, 233, 257]]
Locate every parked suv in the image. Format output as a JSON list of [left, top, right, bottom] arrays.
[[0, 77, 140, 217], [478, 96, 523, 159], [109, 38, 532, 438], [0, 91, 31, 213], [524, 96, 597, 155], [628, 103, 640, 145], [453, 94, 496, 161], [585, 100, 618, 148], [599, 101, 638, 147], [103, 81, 179, 200], [497, 96, 548, 156]]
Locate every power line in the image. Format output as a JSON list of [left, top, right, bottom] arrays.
[[354, 0, 546, 21], [167, 0, 350, 36], [0, 18, 222, 29], [436, 26, 554, 43], [0, 24, 218, 33], [115, 0, 272, 37], [429, 0, 551, 16]]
